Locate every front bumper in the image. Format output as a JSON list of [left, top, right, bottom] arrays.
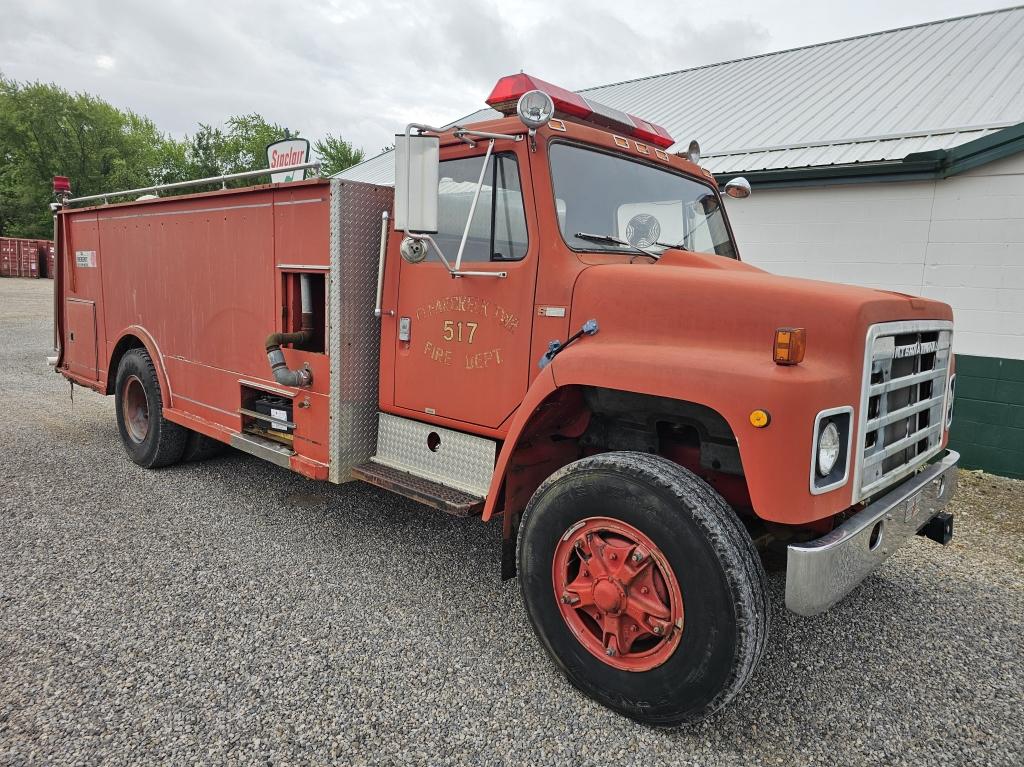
[[785, 450, 959, 616]]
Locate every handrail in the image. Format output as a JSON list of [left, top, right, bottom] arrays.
[[374, 211, 390, 318], [61, 162, 322, 206]]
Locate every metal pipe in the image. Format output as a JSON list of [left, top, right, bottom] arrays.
[[265, 273, 314, 387], [452, 129, 521, 141], [62, 162, 322, 206], [299, 272, 312, 330], [374, 211, 389, 317]]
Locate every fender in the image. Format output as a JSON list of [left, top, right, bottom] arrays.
[[105, 325, 174, 408], [485, 340, 861, 526], [483, 365, 558, 521]]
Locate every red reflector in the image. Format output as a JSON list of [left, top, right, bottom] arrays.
[[486, 73, 674, 149]]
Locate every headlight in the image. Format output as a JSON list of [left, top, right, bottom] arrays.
[[811, 407, 852, 494], [817, 421, 841, 476]]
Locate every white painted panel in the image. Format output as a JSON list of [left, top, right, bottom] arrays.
[[725, 157, 1024, 360]]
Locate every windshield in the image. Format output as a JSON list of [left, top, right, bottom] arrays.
[[549, 143, 737, 258]]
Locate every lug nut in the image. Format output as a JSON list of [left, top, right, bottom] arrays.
[[561, 592, 579, 605], [652, 625, 663, 635], [641, 586, 649, 594], [605, 647, 616, 657], [632, 550, 644, 562]]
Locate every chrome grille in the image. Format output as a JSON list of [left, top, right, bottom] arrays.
[[856, 321, 953, 500]]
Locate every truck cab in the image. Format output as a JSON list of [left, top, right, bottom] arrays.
[[50, 72, 960, 726]]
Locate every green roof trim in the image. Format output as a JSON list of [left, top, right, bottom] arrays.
[[714, 121, 1024, 188]]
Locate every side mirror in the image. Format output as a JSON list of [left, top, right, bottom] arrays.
[[394, 133, 439, 234], [723, 176, 751, 199]]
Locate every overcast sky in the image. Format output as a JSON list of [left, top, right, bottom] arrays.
[[0, 0, 1014, 158]]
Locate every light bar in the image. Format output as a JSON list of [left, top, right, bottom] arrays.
[[486, 73, 674, 149]]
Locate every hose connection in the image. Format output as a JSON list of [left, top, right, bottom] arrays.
[[265, 274, 314, 388]]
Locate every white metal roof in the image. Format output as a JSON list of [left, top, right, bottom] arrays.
[[341, 5, 1024, 183]]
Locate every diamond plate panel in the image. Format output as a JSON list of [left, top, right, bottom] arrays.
[[371, 413, 496, 498], [329, 179, 394, 483]]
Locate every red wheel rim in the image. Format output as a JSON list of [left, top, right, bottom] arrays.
[[552, 516, 684, 672], [122, 375, 150, 443]]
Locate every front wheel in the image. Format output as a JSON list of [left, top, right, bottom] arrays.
[[517, 451, 769, 726]]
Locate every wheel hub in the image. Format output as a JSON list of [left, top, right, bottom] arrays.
[[592, 579, 625, 614], [553, 517, 684, 672], [122, 375, 150, 443]]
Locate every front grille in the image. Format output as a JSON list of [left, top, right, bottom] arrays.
[[856, 321, 953, 500]]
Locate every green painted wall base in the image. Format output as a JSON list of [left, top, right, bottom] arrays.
[[948, 354, 1024, 479]]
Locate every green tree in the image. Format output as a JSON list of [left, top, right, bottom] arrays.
[[0, 74, 172, 237], [179, 114, 294, 190], [313, 134, 365, 176], [0, 74, 366, 237]]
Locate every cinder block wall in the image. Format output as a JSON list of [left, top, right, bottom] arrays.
[[951, 356, 1024, 478], [725, 152, 1024, 477]]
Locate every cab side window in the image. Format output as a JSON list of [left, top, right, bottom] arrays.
[[432, 153, 528, 262]]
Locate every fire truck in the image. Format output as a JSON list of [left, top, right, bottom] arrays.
[[49, 73, 960, 725]]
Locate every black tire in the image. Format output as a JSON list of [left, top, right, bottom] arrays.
[[518, 451, 769, 726], [182, 430, 228, 462], [114, 348, 188, 468]]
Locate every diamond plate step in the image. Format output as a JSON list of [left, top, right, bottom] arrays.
[[350, 462, 484, 517]]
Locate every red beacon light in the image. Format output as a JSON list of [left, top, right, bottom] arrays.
[[486, 73, 675, 149]]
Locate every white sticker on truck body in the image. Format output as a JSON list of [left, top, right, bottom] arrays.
[[75, 250, 97, 267], [270, 407, 288, 431]]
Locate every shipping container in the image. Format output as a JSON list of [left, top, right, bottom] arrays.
[[37, 239, 55, 278], [0, 237, 53, 277], [18, 239, 39, 278], [0, 238, 15, 277]]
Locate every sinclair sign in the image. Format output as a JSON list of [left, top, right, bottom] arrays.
[[266, 137, 311, 183]]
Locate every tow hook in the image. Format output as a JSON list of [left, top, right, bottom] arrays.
[[917, 512, 954, 546], [539, 319, 599, 369]]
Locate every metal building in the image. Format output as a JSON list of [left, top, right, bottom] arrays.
[[342, 6, 1024, 477]]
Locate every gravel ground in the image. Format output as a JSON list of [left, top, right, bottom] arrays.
[[1, 277, 1022, 766]]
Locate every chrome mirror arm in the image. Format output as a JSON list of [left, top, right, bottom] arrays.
[[454, 139, 495, 272], [406, 233, 507, 279]]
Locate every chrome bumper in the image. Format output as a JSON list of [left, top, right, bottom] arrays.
[[785, 450, 959, 616]]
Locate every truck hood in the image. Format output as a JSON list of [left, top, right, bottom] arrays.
[[568, 250, 953, 361]]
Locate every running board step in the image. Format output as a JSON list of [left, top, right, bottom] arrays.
[[230, 431, 294, 469], [350, 462, 484, 517]]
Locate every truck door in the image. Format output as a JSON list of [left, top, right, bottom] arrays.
[[392, 144, 538, 429]]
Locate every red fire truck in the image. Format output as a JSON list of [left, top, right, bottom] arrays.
[[49, 73, 959, 725]]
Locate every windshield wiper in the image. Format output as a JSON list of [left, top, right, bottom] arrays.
[[656, 217, 711, 252], [574, 231, 661, 261]]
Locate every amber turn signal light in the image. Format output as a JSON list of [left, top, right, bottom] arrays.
[[774, 327, 806, 365], [749, 409, 771, 428]]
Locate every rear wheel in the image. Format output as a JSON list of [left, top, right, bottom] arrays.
[[182, 430, 228, 462], [518, 451, 768, 725], [114, 348, 187, 468]]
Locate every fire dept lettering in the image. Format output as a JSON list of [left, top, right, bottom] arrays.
[[466, 348, 503, 369], [422, 340, 453, 366], [415, 295, 519, 334], [415, 295, 518, 370]]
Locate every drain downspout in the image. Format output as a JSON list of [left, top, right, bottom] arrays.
[[265, 273, 314, 387]]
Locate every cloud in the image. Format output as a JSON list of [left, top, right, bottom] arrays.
[[0, 0, 1009, 156]]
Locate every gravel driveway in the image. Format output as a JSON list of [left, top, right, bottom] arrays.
[[1, 278, 1022, 766]]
